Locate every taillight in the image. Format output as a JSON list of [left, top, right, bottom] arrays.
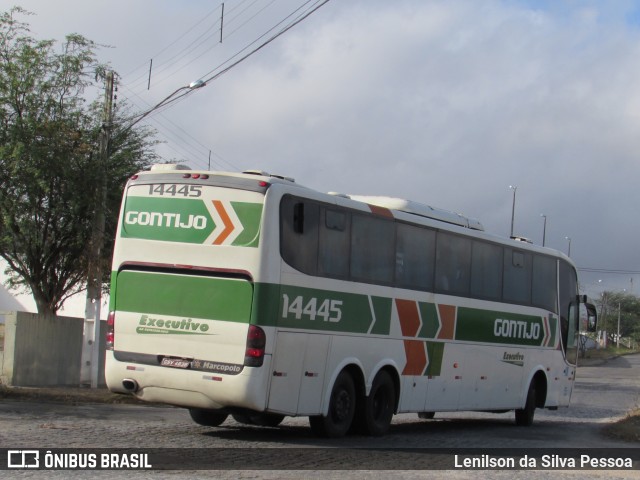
[[244, 325, 266, 367], [106, 311, 115, 350]]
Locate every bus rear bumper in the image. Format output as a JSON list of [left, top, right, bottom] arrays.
[[105, 352, 272, 411]]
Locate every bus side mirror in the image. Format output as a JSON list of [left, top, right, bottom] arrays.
[[583, 302, 598, 332]]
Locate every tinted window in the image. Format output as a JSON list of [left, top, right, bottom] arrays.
[[435, 232, 471, 296], [396, 223, 436, 291], [503, 248, 532, 304], [532, 255, 557, 312], [280, 196, 565, 314], [351, 214, 395, 284], [470, 240, 503, 300], [280, 196, 318, 275], [319, 208, 350, 278]]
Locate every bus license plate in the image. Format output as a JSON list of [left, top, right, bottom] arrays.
[[161, 358, 190, 369]]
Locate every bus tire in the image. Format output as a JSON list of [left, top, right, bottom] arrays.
[[188, 408, 228, 427], [361, 370, 395, 436], [309, 370, 356, 438], [233, 413, 285, 427], [249, 413, 285, 427], [515, 382, 536, 426], [418, 412, 435, 420], [231, 413, 253, 425]]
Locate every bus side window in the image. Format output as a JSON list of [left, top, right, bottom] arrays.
[[532, 255, 558, 312], [396, 223, 435, 291], [503, 249, 532, 304], [435, 232, 471, 296], [319, 209, 350, 279], [280, 196, 319, 275], [470, 240, 502, 301], [351, 214, 395, 284]]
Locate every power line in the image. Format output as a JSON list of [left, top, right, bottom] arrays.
[[122, 0, 285, 94], [201, 0, 327, 84], [155, 0, 330, 113], [119, 0, 326, 103], [118, 82, 238, 171], [116, 0, 331, 171], [578, 267, 640, 275], [122, 3, 223, 82]]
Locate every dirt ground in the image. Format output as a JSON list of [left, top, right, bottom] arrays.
[[0, 384, 143, 405]]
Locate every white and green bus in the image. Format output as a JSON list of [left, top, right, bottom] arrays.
[[105, 164, 596, 437]]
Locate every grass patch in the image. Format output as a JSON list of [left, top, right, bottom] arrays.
[[603, 409, 640, 443], [581, 346, 639, 360]]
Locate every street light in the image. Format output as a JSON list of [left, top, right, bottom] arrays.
[[509, 185, 517, 238], [124, 78, 207, 132], [540, 214, 547, 247], [565, 236, 572, 257]]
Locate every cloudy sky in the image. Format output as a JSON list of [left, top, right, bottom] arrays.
[[4, 0, 640, 312]]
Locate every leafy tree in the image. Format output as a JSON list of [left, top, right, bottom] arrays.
[[597, 291, 640, 343], [0, 7, 157, 316]]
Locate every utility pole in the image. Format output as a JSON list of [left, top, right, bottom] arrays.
[[509, 185, 517, 238], [80, 70, 114, 388], [617, 301, 621, 349]]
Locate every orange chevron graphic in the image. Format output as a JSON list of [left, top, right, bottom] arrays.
[[436, 304, 456, 340], [402, 340, 427, 375], [212, 200, 234, 245], [396, 299, 421, 337]]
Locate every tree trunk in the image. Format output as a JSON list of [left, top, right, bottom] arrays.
[[33, 293, 57, 319]]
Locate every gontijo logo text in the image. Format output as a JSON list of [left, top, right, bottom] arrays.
[[125, 211, 208, 230], [494, 318, 540, 340]]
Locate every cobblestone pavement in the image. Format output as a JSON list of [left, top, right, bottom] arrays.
[[1, 355, 639, 479]]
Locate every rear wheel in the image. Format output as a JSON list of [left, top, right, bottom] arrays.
[[418, 412, 435, 420], [515, 382, 536, 426], [249, 413, 285, 427], [360, 370, 395, 436], [189, 408, 228, 427], [233, 413, 285, 427], [309, 370, 356, 438], [232, 413, 253, 425]]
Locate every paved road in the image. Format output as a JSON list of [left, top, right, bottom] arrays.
[[1, 355, 639, 479]]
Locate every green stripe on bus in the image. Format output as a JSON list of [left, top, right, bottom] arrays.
[[251, 282, 281, 327], [369, 296, 392, 335], [548, 315, 558, 347], [456, 307, 545, 346], [418, 302, 439, 339], [115, 271, 252, 322], [425, 341, 444, 376], [121, 196, 215, 244], [276, 285, 382, 334], [110, 271, 558, 349], [231, 201, 263, 247]]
